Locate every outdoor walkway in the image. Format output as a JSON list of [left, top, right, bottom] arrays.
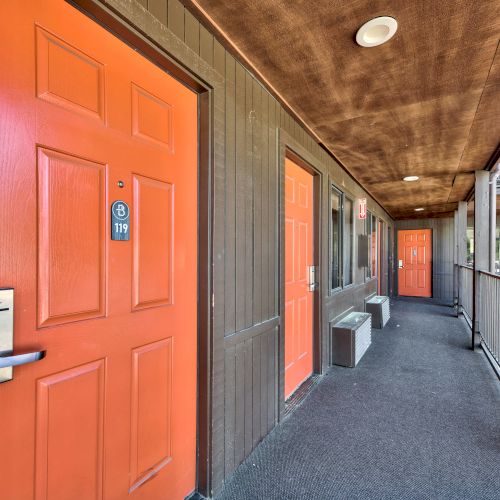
[[216, 298, 500, 500]]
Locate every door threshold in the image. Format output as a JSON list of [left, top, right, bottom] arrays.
[[283, 375, 319, 419]]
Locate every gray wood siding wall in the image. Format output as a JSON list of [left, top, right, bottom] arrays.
[[93, 0, 393, 494], [395, 218, 454, 303]]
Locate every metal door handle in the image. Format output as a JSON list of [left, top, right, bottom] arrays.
[[0, 351, 45, 368]]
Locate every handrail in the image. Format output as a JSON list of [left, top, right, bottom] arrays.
[[457, 264, 473, 270], [477, 269, 500, 280]]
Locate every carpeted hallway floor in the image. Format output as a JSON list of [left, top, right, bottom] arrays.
[[215, 298, 500, 500]]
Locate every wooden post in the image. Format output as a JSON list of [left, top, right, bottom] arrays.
[[473, 171, 489, 349]]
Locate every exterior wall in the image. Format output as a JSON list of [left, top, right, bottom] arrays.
[[395, 218, 454, 303], [84, 0, 393, 495]]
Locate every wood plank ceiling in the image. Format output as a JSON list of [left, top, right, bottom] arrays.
[[185, 0, 500, 219]]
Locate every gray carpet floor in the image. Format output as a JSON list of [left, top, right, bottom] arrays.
[[216, 298, 500, 500]]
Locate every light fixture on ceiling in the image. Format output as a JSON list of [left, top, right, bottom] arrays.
[[356, 17, 398, 48], [403, 176, 419, 182], [414, 208, 424, 212]]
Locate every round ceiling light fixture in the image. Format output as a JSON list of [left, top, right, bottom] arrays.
[[403, 176, 419, 182], [356, 17, 398, 47], [414, 208, 425, 212]]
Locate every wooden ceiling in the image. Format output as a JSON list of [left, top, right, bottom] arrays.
[[185, 0, 500, 219]]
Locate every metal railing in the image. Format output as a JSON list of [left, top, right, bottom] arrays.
[[458, 265, 473, 326], [478, 270, 500, 365]]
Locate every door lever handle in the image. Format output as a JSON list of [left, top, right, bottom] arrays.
[[0, 351, 45, 369]]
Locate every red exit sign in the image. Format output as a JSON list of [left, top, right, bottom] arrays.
[[358, 198, 367, 219]]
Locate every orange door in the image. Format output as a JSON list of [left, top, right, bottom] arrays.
[[0, 1, 197, 499], [397, 229, 432, 297], [284, 158, 314, 399]]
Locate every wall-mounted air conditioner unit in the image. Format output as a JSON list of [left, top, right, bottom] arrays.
[[331, 312, 372, 368]]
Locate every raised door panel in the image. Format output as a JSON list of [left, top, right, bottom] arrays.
[[132, 174, 173, 310], [35, 360, 105, 500], [298, 295, 308, 359], [36, 27, 105, 121], [285, 218, 294, 284], [284, 299, 295, 370], [297, 221, 308, 282], [130, 338, 173, 492], [37, 147, 106, 327], [131, 83, 173, 151]]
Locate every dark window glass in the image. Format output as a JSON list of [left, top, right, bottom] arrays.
[[371, 213, 377, 278], [366, 212, 377, 278], [366, 214, 372, 278], [343, 197, 353, 286], [331, 188, 342, 289]]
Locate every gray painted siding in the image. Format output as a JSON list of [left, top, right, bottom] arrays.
[[96, 0, 394, 494], [395, 218, 454, 303]]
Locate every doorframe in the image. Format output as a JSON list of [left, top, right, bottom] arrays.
[[65, 1, 217, 495], [278, 130, 324, 420], [396, 228, 434, 298]]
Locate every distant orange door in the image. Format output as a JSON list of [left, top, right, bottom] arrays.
[[398, 229, 432, 297], [285, 158, 314, 399], [0, 1, 197, 499]]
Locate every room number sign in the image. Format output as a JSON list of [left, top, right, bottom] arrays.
[[111, 200, 130, 240]]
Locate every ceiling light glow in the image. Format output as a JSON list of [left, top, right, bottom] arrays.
[[414, 208, 424, 212], [356, 17, 398, 48], [403, 176, 419, 182]]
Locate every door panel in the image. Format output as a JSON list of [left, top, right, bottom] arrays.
[[397, 229, 432, 297], [35, 360, 105, 500], [0, 2, 197, 499], [284, 158, 314, 399]]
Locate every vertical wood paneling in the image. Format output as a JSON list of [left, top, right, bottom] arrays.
[[243, 337, 253, 455], [199, 24, 213, 65], [253, 81, 262, 324], [184, 10, 200, 54], [269, 99, 278, 317], [235, 63, 246, 332], [234, 342, 245, 466], [261, 90, 269, 321], [260, 330, 268, 437], [224, 346, 235, 477], [148, 0, 167, 25], [251, 334, 261, 446], [225, 54, 236, 335], [267, 328, 276, 431], [244, 72, 254, 328], [213, 39, 225, 76], [167, 0, 184, 40], [223, 326, 278, 472]]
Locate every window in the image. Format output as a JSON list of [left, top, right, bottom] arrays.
[[467, 213, 474, 266], [366, 212, 378, 279], [331, 188, 342, 290], [331, 186, 354, 291], [343, 197, 354, 286]]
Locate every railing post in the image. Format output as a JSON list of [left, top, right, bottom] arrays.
[[473, 171, 490, 349]]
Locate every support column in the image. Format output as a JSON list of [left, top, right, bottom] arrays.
[[456, 202, 467, 314], [473, 171, 490, 348], [453, 209, 458, 307]]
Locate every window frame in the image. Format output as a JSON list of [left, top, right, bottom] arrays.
[[343, 195, 355, 288], [366, 211, 378, 280], [330, 184, 355, 294]]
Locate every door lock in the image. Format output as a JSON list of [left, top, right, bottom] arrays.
[[398, 260, 404, 269], [308, 266, 318, 292], [0, 288, 45, 383]]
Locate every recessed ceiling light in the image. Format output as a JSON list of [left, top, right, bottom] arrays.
[[414, 208, 424, 212], [356, 17, 398, 48], [403, 176, 419, 182]]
